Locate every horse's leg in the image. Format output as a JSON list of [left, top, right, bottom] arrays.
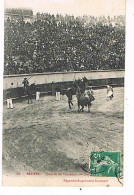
[[30, 98, 32, 103], [68, 99, 71, 109], [81, 106, 84, 112], [88, 104, 90, 113], [78, 100, 80, 112], [28, 96, 29, 104]]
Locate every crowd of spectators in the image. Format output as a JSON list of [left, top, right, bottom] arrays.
[[4, 13, 125, 75]]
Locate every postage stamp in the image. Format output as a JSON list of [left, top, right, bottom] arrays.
[[90, 152, 121, 177]]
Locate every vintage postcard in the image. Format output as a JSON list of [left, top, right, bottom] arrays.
[[2, 0, 125, 186]]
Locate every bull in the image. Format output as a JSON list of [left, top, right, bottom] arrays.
[[77, 94, 93, 112]]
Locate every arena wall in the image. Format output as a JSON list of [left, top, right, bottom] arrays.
[[3, 69, 124, 90], [3, 70, 124, 101]]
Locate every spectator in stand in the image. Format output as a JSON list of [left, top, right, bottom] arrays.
[[4, 14, 125, 74]]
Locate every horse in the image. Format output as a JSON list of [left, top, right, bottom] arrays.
[[25, 83, 36, 104], [66, 76, 88, 109], [66, 86, 76, 109], [27, 86, 33, 104]]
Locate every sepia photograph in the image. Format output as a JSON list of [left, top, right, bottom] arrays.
[[2, 0, 125, 187]]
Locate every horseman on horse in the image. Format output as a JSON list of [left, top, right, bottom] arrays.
[[66, 76, 95, 112], [22, 77, 36, 104], [22, 78, 29, 95], [66, 77, 88, 109]]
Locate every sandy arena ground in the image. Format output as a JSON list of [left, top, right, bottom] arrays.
[[2, 87, 124, 174]]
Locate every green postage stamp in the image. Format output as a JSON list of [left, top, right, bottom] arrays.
[[90, 152, 121, 177]]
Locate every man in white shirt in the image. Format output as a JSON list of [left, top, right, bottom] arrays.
[[6, 83, 14, 109]]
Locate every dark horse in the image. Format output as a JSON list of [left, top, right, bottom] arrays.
[[74, 76, 88, 94], [24, 83, 36, 104], [66, 86, 76, 109], [66, 76, 88, 109]]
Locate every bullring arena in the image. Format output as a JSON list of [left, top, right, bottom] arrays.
[[3, 74, 124, 174]]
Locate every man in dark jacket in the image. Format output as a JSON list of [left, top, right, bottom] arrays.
[[22, 78, 29, 94]]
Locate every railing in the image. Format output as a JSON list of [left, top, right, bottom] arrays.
[[3, 69, 124, 90]]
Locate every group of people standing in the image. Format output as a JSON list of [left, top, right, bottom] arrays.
[[6, 78, 62, 109], [6, 78, 41, 109], [6, 77, 114, 109]]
